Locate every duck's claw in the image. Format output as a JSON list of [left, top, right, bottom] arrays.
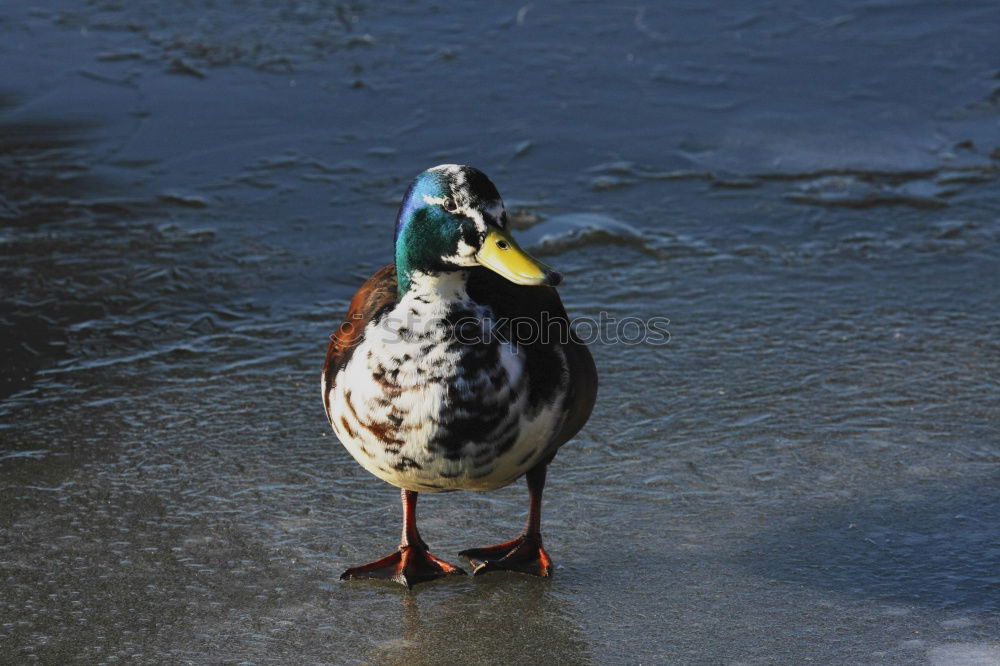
[[341, 544, 466, 589], [459, 535, 553, 578]]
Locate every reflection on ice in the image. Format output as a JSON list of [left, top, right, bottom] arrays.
[[928, 643, 1000, 666]]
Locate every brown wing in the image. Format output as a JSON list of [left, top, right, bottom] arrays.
[[322, 265, 398, 421], [466, 267, 598, 454]]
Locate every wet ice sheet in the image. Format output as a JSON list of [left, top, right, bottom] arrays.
[[2, 0, 1000, 663]]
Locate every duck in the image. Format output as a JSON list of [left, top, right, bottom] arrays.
[[322, 164, 597, 588]]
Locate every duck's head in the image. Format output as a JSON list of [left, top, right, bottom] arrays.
[[393, 165, 560, 294]]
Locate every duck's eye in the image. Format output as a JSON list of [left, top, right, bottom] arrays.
[[441, 197, 457, 213], [496, 240, 510, 250]]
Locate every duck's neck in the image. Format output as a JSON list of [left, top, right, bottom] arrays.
[[399, 269, 470, 303]]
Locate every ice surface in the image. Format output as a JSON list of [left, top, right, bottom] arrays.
[[2, 0, 999, 663]]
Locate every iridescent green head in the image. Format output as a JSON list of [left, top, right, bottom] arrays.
[[393, 165, 560, 294]]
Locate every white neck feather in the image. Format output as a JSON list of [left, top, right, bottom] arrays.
[[404, 270, 470, 303]]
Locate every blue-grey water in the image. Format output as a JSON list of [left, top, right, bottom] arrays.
[[2, 1, 999, 663]]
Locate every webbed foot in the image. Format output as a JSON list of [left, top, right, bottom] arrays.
[[459, 535, 552, 578], [341, 544, 466, 589]]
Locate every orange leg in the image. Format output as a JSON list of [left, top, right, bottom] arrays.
[[459, 463, 553, 577], [341, 488, 466, 589]]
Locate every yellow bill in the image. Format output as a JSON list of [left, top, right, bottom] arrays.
[[476, 228, 562, 287]]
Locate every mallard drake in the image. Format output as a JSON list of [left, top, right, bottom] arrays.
[[322, 165, 597, 588]]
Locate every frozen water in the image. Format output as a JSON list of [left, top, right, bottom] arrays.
[[1, 0, 999, 663]]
